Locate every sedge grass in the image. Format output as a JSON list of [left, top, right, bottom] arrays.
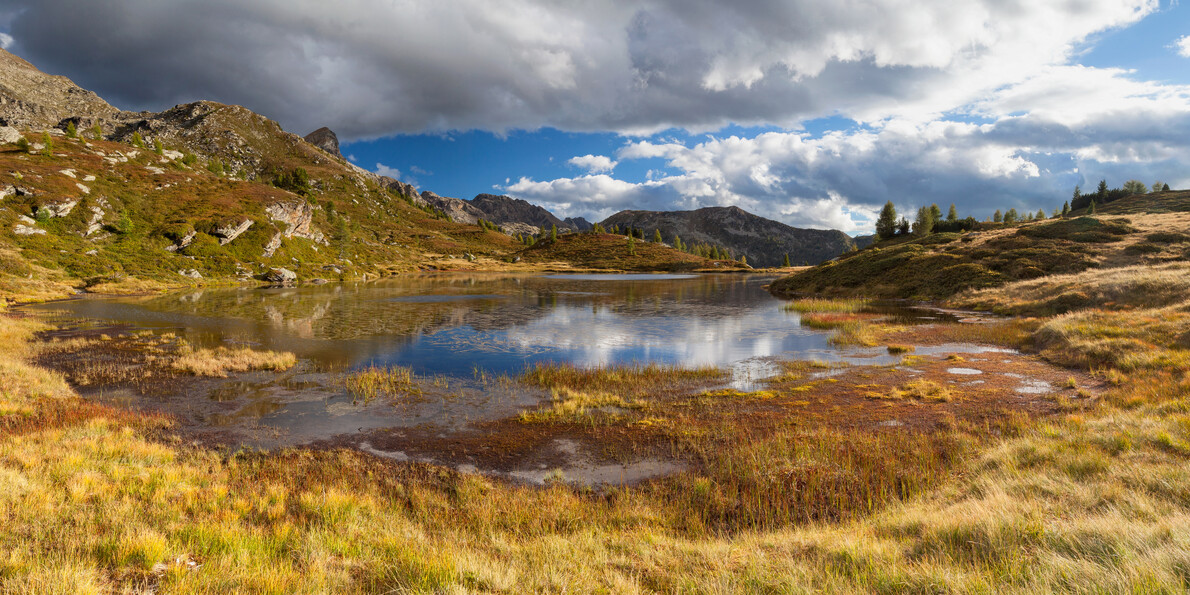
[[783, 297, 871, 313], [171, 346, 296, 377]]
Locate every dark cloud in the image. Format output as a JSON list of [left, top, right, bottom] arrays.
[[0, 0, 1157, 138]]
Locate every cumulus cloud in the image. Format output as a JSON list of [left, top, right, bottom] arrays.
[[0, 0, 1157, 137], [567, 154, 618, 174], [374, 163, 401, 178], [1175, 35, 1190, 58]]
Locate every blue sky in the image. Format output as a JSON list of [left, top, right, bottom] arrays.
[[3, 0, 1189, 232]]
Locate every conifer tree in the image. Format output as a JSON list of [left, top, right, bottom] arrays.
[[65, 121, 77, 138], [875, 201, 898, 240], [783, 253, 791, 267], [947, 203, 958, 223], [91, 123, 103, 140], [1061, 201, 1070, 217], [653, 229, 662, 243], [550, 224, 558, 242], [993, 209, 1002, 223], [41, 132, 53, 156], [626, 234, 635, 256]]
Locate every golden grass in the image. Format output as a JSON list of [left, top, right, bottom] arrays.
[[521, 361, 725, 399], [171, 346, 296, 377], [783, 297, 871, 313], [341, 364, 417, 402], [953, 261, 1190, 315]]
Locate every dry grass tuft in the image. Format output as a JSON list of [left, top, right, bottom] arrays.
[[783, 297, 871, 313], [171, 346, 296, 377], [342, 364, 417, 402]]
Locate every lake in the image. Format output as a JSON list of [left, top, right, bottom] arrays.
[[28, 273, 997, 476]]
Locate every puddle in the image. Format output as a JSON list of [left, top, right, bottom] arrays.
[[1003, 372, 1054, 395], [947, 367, 983, 375]]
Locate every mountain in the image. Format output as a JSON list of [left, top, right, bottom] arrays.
[[419, 191, 486, 225], [468, 193, 567, 230], [0, 49, 119, 130], [601, 206, 856, 267]]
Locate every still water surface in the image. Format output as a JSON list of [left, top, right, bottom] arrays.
[[29, 273, 970, 451]]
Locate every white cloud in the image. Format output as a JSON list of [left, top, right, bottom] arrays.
[[374, 162, 401, 178], [505, 65, 1190, 232], [0, 33, 12, 50], [567, 154, 618, 173], [1175, 35, 1190, 58]]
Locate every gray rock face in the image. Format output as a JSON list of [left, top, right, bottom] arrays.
[[467, 193, 570, 230], [264, 267, 297, 284], [212, 219, 253, 245], [304, 127, 340, 157], [420, 191, 486, 225], [178, 269, 203, 279], [601, 206, 858, 267], [564, 216, 594, 232], [13, 223, 44, 235], [42, 199, 78, 218]]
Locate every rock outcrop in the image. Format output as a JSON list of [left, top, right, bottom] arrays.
[[303, 127, 340, 158], [212, 219, 253, 245], [266, 200, 326, 244], [380, 176, 425, 205], [420, 191, 486, 225], [601, 206, 858, 267]]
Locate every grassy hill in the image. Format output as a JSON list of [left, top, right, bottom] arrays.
[[769, 203, 1190, 302], [0, 129, 525, 304], [516, 232, 748, 272]]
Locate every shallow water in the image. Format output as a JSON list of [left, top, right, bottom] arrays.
[[29, 273, 978, 480]]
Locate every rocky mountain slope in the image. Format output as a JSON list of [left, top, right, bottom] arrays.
[[601, 206, 857, 267]]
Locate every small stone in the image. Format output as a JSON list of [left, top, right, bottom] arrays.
[[82, 175, 96, 182], [60, 169, 77, 178], [85, 249, 98, 256], [75, 183, 90, 195]]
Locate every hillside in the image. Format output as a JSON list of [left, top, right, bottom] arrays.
[[769, 203, 1190, 302], [601, 206, 856, 267], [517, 232, 747, 272]]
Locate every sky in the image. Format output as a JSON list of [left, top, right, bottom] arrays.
[[1, 0, 1188, 234]]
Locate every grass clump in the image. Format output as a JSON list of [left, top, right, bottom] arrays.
[[342, 364, 417, 402], [883, 379, 954, 402], [783, 297, 870, 313], [171, 346, 296, 377], [521, 361, 725, 399]]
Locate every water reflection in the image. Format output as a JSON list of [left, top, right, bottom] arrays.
[[34, 273, 871, 376]]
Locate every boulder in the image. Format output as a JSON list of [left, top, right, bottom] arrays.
[[14, 224, 44, 235], [212, 219, 253, 245], [264, 267, 297, 284], [178, 269, 203, 279], [0, 126, 22, 145], [164, 229, 195, 251]]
